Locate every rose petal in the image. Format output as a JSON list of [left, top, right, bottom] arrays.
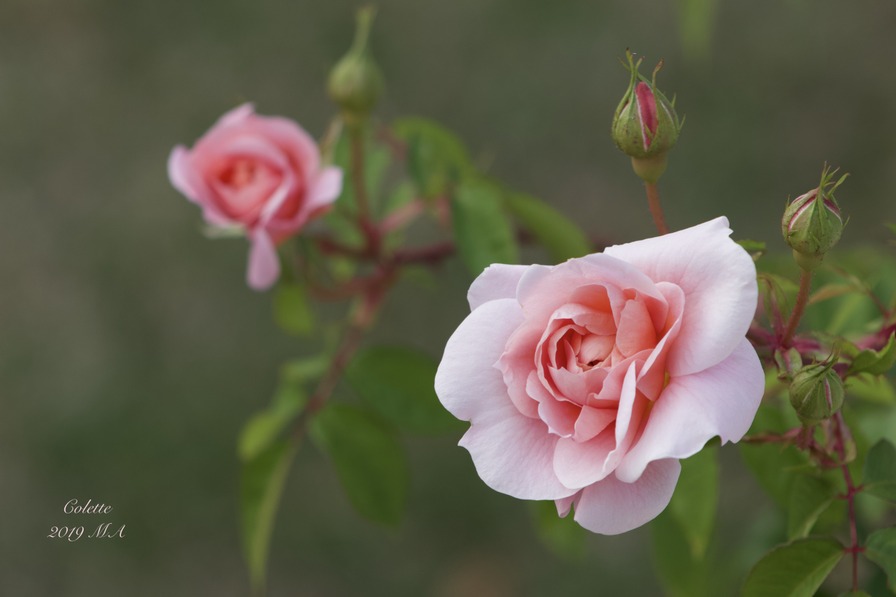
[[572, 458, 681, 535], [615, 299, 657, 358], [573, 404, 616, 442], [458, 408, 575, 500], [553, 430, 616, 489], [556, 493, 579, 517], [604, 217, 758, 376], [246, 230, 280, 291], [216, 103, 255, 127], [168, 146, 234, 227], [615, 339, 764, 482], [435, 299, 524, 421], [305, 166, 344, 212], [467, 264, 529, 311], [515, 255, 663, 322]]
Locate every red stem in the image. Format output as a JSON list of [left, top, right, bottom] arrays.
[[781, 269, 812, 347], [644, 182, 669, 235], [833, 412, 862, 592]]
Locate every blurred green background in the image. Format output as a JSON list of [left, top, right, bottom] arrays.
[[3, 0, 896, 594]]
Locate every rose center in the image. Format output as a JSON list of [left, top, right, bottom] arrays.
[[557, 328, 615, 372], [219, 158, 258, 189]]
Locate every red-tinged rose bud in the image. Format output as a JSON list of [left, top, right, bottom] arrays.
[[328, 6, 384, 127], [789, 361, 844, 426], [611, 50, 683, 184], [782, 165, 847, 271]]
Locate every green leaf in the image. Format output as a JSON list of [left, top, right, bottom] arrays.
[[393, 117, 472, 198], [865, 528, 896, 592], [238, 381, 306, 462], [669, 447, 718, 559], [309, 404, 409, 525], [786, 474, 838, 540], [845, 374, 896, 404], [280, 354, 330, 385], [240, 439, 298, 594], [742, 537, 844, 597], [273, 283, 313, 336], [452, 179, 518, 276], [737, 239, 766, 261], [238, 356, 326, 462], [808, 283, 860, 306], [651, 506, 712, 597], [739, 403, 810, 507], [863, 439, 896, 502], [848, 333, 896, 376], [502, 193, 590, 262], [345, 346, 462, 434], [531, 501, 586, 560]]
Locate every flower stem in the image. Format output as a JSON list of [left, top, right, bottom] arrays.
[[833, 412, 862, 592], [644, 182, 669, 235], [349, 125, 379, 253], [297, 282, 387, 436], [781, 269, 813, 347]]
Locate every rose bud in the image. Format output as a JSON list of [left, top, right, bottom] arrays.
[[781, 165, 846, 271], [327, 5, 384, 126], [611, 50, 683, 184], [788, 361, 845, 426], [168, 105, 343, 290]]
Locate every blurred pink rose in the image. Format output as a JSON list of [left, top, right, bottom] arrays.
[[168, 104, 342, 290], [435, 217, 763, 534]]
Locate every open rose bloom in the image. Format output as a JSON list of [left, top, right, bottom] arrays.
[[435, 218, 764, 534], [168, 104, 342, 290]]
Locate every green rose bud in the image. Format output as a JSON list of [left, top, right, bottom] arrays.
[[327, 6, 384, 127], [782, 165, 847, 271], [611, 50, 683, 184], [788, 361, 845, 426]]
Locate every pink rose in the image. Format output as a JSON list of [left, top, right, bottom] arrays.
[[435, 217, 763, 534], [168, 104, 343, 290]]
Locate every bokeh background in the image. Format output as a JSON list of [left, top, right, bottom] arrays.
[[3, 0, 896, 594]]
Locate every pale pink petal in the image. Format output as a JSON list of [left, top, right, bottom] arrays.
[[168, 146, 200, 200], [530, 371, 580, 436], [604, 217, 758, 376], [608, 362, 646, 464], [615, 339, 763, 482], [573, 404, 616, 442], [304, 166, 344, 211], [216, 103, 255, 127], [515, 255, 662, 322], [468, 264, 529, 311], [458, 409, 575, 500], [253, 114, 322, 176], [552, 430, 616, 489], [572, 459, 681, 535], [246, 230, 280, 290], [168, 146, 234, 226], [435, 299, 523, 421], [615, 299, 657, 357], [498, 353, 541, 420], [556, 493, 579, 517]]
